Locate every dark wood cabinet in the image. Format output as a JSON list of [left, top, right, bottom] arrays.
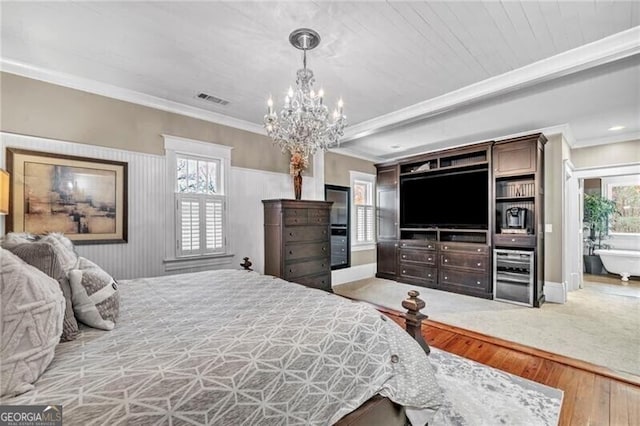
[[374, 134, 545, 305], [492, 133, 546, 307], [376, 164, 399, 279], [493, 139, 537, 177], [376, 165, 399, 241], [376, 241, 398, 279], [263, 199, 333, 292]]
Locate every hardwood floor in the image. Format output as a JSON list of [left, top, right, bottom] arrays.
[[380, 310, 640, 426]]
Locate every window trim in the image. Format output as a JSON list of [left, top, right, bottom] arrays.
[[350, 170, 376, 251], [163, 135, 233, 269], [603, 174, 640, 235]]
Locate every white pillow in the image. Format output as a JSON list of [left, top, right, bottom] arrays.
[[69, 258, 120, 331], [1, 248, 65, 398]]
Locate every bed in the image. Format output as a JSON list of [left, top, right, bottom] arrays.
[[1, 267, 443, 425]]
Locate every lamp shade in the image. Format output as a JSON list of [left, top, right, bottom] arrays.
[[0, 169, 9, 215]]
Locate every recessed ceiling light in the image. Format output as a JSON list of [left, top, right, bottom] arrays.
[[608, 125, 625, 131]]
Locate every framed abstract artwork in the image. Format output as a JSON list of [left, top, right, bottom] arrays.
[[6, 148, 128, 244]]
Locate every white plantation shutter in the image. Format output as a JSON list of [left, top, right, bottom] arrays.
[[180, 197, 201, 253], [205, 197, 224, 251], [356, 205, 374, 243], [177, 194, 225, 256]]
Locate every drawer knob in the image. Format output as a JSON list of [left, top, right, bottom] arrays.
[[402, 270, 406, 274], [444, 246, 448, 250], [341, 248, 345, 252], [322, 247, 326, 252], [512, 238, 516, 242], [289, 250, 293, 255], [428, 257, 432, 261], [402, 255, 406, 259], [477, 248, 481, 252], [427, 274, 432, 278], [444, 276, 448, 280], [402, 243, 406, 247], [477, 262, 482, 267], [444, 259, 448, 263], [476, 281, 481, 285], [289, 269, 293, 273], [289, 232, 294, 236]]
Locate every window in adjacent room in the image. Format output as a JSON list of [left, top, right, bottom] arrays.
[[350, 171, 375, 248], [605, 175, 640, 234], [175, 155, 225, 256]]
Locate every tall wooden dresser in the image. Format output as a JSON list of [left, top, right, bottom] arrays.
[[262, 199, 333, 292]]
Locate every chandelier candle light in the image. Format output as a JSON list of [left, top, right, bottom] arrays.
[[264, 28, 347, 200]]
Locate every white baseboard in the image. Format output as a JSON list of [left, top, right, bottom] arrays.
[[332, 263, 376, 286], [545, 280, 567, 304]]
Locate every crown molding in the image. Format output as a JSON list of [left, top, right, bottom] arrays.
[[342, 26, 640, 142], [0, 58, 266, 136]]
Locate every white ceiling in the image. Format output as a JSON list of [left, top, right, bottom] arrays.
[[1, 1, 639, 161]]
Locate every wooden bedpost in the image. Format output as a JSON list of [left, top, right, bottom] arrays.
[[402, 290, 430, 355], [240, 257, 253, 271]]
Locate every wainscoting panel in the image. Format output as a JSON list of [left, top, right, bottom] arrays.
[[0, 132, 324, 280], [0, 132, 167, 280], [228, 167, 319, 274]]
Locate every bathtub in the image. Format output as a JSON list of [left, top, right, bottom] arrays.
[[594, 249, 640, 281]]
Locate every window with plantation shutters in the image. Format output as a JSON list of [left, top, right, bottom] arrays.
[[175, 155, 226, 257], [355, 205, 374, 242], [353, 178, 375, 244]]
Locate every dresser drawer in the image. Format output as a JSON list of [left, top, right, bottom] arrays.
[[284, 209, 308, 226], [331, 253, 348, 266], [399, 248, 436, 265], [293, 273, 331, 292], [284, 226, 329, 243], [439, 269, 489, 291], [331, 235, 348, 245], [285, 241, 329, 261], [399, 240, 436, 250], [440, 253, 488, 272], [308, 209, 330, 225], [399, 264, 436, 283], [331, 242, 348, 256], [285, 258, 330, 279], [438, 242, 489, 255], [494, 234, 536, 248]]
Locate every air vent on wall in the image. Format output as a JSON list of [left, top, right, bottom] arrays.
[[196, 92, 230, 106]]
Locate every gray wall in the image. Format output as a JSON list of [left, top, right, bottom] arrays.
[[571, 139, 640, 169]]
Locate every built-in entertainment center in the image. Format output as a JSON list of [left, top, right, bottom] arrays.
[[375, 133, 546, 306]]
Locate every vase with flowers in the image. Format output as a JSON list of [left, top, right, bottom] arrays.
[[290, 150, 308, 200]]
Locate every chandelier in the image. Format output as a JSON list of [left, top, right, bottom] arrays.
[[264, 28, 347, 163]]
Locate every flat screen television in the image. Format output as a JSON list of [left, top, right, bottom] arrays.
[[400, 169, 489, 229]]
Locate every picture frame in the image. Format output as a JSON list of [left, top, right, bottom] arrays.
[[6, 148, 128, 244]]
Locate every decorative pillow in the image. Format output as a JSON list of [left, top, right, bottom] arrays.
[[69, 257, 120, 331], [40, 233, 78, 273], [8, 243, 79, 342], [0, 248, 65, 398], [0, 232, 40, 250]]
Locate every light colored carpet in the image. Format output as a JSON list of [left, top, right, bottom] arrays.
[[334, 277, 640, 378]]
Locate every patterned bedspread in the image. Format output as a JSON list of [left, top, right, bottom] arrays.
[[2, 269, 442, 425]]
